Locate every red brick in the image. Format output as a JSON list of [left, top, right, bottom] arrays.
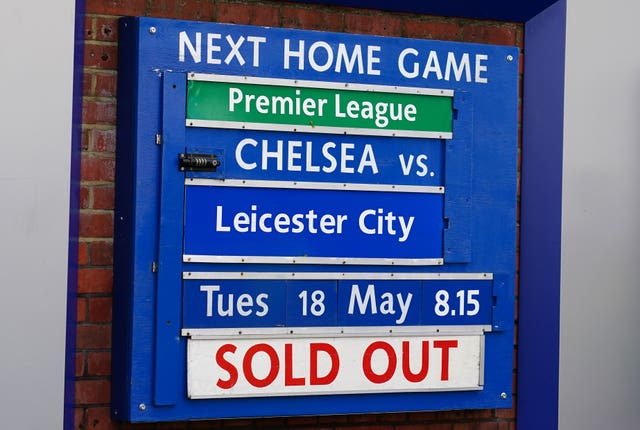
[[76, 325, 112, 349], [430, 410, 467, 421], [75, 379, 111, 404], [465, 410, 493, 419], [519, 52, 524, 75], [94, 73, 118, 98], [83, 72, 94, 97], [78, 241, 89, 265], [339, 425, 391, 430], [189, 421, 222, 429], [344, 13, 403, 36], [421, 425, 453, 430], [452, 425, 476, 430], [88, 352, 112, 376], [89, 297, 113, 323], [216, 3, 280, 27], [84, 43, 118, 69], [79, 212, 114, 238], [219, 418, 256, 427], [90, 240, 114, 265], [480, 425, 501, 430], [86, 0, 146, 15], [405, 20, 462, 41], [94, 17, 119, 42], [85, 17, 95, 41], [157, 422, 191, 430], [281, 6, 343, 31], [76, 352, 85, 377], [82, 129, 92, 153], [77, 297, 87, 322], [91, 128, 116, 153], [83, 100, 117, 125], [495, 406, 515, 419], [397, 425, 450, 430], [92, 186, 115, 210], [378, 412, 408, 422], [75, 407, 85, 430], [77, 268, 113, 294], [149, 0, 215, 20], [80, 186, 91, 209], [81, 155, 116, 181], [407, 412, 443, 422], [85, 406, 117, 430], [318, 415, 348, 424], [262, 418, 299, 428], [347, 414, 379, 424], [463, 24, 517, 46], [287, 416, 319, 425]]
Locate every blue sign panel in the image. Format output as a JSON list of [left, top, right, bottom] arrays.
[[114, 16, 518, 422], [185, 128, 444, 186], [183, 183, 444, 263], [182, 277, 492, 329]]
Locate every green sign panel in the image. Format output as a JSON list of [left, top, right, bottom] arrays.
[[186, 74, 453, 138]]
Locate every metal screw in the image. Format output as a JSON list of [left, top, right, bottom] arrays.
[[506, 55, 514, 62], [500, 392, 508, 400], [139, 403, 147, 411], [149, 26, 157, 34]]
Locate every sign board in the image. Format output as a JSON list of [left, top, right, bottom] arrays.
[[113, 16, 518, 422]]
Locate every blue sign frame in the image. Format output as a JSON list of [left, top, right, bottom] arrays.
[[113, 16, 518, 421]]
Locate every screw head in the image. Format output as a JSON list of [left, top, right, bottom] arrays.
[[138, 403, 147, 411], [500, 392, 508, 400], [149, 26, 157, 34], [506, 54, 514, 62]]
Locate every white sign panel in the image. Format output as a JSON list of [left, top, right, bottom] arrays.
[[187, 334, 484, 398]]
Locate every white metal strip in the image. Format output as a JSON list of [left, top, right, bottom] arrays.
[[185, 177, 444, 194], [188, 72, 454, 97], [183, 255, 444, 266], [478, 334, 486, 386], [186, 119, 453, 139], [182, 271, 493, 281], [182, 325, 491, 339]]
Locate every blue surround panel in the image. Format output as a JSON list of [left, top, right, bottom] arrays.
[[113, 16, 521, 422]]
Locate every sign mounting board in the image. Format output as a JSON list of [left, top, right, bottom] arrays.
[[113, 16, 519, 422]]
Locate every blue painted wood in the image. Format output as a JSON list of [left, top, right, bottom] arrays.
[[517, 2, 566, 429], [111, 18, 138, 420], [154, 72, 188, 405], [293, 0, 557, 22], [113, 16, 520, 422], [184, 185, 444, 260], [444, 92, 473, 262], [64, 0, 86, 427]]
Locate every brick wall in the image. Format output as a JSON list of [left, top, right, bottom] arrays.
[[77, 1, 523, 429]]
